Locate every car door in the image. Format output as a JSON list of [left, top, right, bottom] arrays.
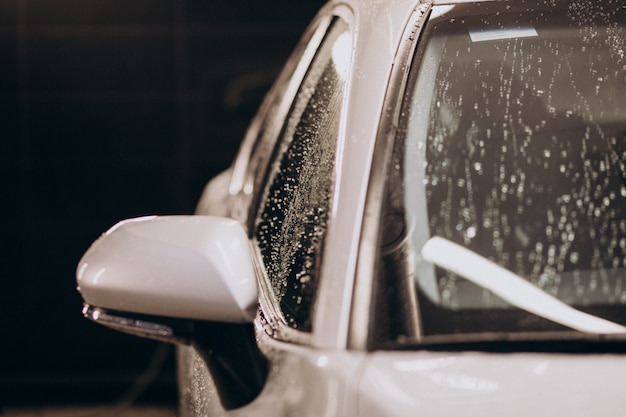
[[178, 6, 359, 417]]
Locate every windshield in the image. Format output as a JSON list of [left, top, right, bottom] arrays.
[[376, 0, 626, 346]]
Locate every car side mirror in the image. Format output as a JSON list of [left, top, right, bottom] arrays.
[[76, 215, 267, 410]]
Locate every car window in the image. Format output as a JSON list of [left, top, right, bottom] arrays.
[[227, 14, 334, 227], [374, 0, 626, 347], [254, 18, 350, 332]]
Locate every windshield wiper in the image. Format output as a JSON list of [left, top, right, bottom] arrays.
[[421, 237, 626, 335]]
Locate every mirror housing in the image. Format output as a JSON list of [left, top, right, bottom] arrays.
[[77, 215, 257, 322], [76, 215, 266, 409]]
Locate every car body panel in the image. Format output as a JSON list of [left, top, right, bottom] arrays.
[[177, 329, 366, 417], [359, 350, 626, 417]]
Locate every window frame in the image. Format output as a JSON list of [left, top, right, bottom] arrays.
[[228, 5, 354, 344]]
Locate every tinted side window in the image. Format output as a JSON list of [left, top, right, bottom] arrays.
[[255, 18, 350, 331]]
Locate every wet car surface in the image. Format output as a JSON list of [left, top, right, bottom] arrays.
[[76, 0, 626, 416]]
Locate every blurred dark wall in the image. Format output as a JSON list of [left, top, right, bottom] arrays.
[[0, 0, 324, 406]]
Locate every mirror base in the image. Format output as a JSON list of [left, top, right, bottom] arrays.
[[82, 304, 268, 410]]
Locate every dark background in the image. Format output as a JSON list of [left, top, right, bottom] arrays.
[[1, 0, 324, 408]]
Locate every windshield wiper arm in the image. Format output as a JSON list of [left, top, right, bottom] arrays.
[[421, 237, 626, 335]]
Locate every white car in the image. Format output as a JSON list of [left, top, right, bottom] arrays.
[[76, 0, 626, 415]]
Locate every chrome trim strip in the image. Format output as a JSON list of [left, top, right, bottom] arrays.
[[82, 305, 189, 344]]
